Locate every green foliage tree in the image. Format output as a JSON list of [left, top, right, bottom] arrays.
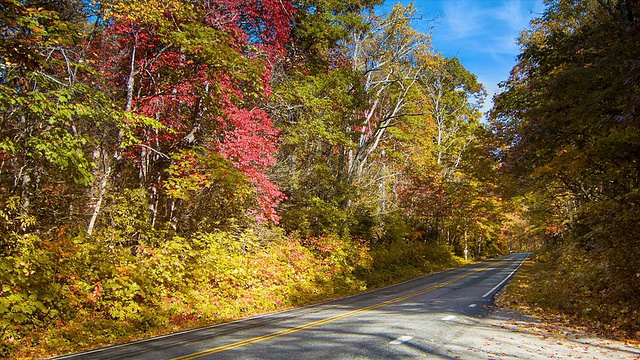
[[271, 0, 381, 238]]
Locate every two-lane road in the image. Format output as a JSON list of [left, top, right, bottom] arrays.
[[59, 254, 529, 359]]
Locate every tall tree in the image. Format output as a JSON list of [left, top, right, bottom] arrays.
[[0, 0, 143, 237], [491, 0, 640, 241], [270, 0, 380, 237], [342, 4, 430, 183], [89, 0, 293, 233]]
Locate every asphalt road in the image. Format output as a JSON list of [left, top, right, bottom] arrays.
[[55, 254, 640, 359]]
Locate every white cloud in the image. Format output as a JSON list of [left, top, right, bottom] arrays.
[[440, 1, 488, 40], [495, 1, 528, 31], [436, 0, 542, 54], [380, 0, 546, 113]]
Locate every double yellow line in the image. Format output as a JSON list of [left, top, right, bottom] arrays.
[[173, 261, 501, 359]]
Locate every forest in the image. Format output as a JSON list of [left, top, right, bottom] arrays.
[[0, 0, 638, 357]]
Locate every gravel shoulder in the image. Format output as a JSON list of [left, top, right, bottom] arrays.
[[440, 307, 640, 359]]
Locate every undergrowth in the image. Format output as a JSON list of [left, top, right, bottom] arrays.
[[1, 228, 465, 359], [497, 246, 640, 342]]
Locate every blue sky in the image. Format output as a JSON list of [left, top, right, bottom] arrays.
[[377, 0, 546, 114]]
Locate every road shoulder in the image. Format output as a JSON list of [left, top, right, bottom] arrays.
[[442, 307, 640, 359]]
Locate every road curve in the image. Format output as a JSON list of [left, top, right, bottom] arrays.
[[57, 254, 531, 359]]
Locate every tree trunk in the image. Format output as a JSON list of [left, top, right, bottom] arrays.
[[87, 158, 110, 236], [87, 38, 136, 235]]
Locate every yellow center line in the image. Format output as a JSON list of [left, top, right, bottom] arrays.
[[172, 261, 503, 360]]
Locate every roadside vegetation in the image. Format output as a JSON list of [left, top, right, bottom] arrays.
[[5, 227, 466, 359], [491, 0, 640, 343], [498, 246, 640, 342]]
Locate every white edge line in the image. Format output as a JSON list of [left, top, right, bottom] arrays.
[[482, 256, 527, 298], [389, 335, 413, 345]]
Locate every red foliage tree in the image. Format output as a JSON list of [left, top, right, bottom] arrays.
[[90, 0, 294, 224]]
